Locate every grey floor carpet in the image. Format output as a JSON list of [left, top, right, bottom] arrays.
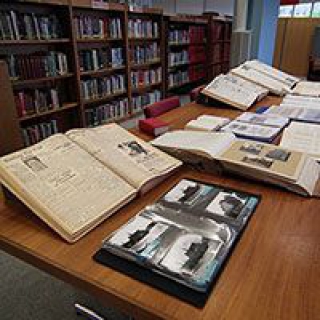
[[0, 251, 129, 320]]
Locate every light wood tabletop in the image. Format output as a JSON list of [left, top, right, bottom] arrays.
[[1, 98, 319, 320]]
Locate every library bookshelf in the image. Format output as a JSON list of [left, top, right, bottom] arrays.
[[0, 1, 232, 156], [205, 12, 232, 79], [164, 14, 209, 96]]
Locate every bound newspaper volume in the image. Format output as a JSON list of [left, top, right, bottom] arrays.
[[151, 131, 320, 197], [0, 124, 182, 243]]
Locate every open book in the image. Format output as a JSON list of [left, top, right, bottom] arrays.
[[0, 124, 182, 243], [151, 131, 320, 197], [220, 112, 289, 142], [291, 80, 320, 97], [280, 121, 320, 161], [185, 115, 230, 132], [231, 60, 299, 96], [201, 73, 268, 111], [94, 178, 260, 305]]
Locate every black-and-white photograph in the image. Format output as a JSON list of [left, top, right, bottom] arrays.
[[108, 215, 169, 256], [206, 191, 248, 219], [160, 233, 222, 275], [265, 149, 291, 162], [163, 180, 211, 206], [118, 140, 149, 157], [242, 154, 274, 168], [240, 142, 264, 155], [23, 156, 47, 172]]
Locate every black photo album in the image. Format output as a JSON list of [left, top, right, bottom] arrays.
[[93, 179, 261, 307]]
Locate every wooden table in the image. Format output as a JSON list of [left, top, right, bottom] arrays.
[[1, 99, 319, 320]]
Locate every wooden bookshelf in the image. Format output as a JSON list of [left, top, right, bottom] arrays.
[[0, 2, 233, 155], [127, 6, 165, 113], [164, 14, 209, 95], [205, 12, 233, 79], [71, 1, 130, 127], [0, 1, 81, 152]]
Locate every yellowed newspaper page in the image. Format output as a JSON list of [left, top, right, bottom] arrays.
[[0, 134, 136, 242], [66, 124, 181, 191], [218, 140, 305, 181]]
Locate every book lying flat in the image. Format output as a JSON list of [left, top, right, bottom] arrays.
[[280, 121, 320, 161], [220, 112, 289, 142], [151, 131, 320, 197], [201, 73, 268, 111], [94, 178, 260, 306], [291, 80, 320, 97], [264, 104, 320, 123], [185, 115, 230, 132], [0, 123, 182, 243]]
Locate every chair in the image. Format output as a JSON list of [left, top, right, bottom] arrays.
[[189, 85, 206, 101], [144, 96, 180, 118]]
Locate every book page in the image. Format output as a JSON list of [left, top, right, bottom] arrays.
[[265, 105, 320, 123], [0, 134, 136, 242], [236, 112, 289, 128], [245, 60, 299, 88], [151, 130, 236, 159], [231, 64, 290, 95], [218, 140, 305, 181], [280, 122, 320, 160], [283, 94, 320, 107], [66, 124, 181, 191], [221, 120, 281, 140], [185, 115, 230, 132], [291, 80, 320, 97], [202, 74, 268, 110]]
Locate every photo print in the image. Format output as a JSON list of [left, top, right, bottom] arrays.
[[160, 233, 222, 276], [206, 191, 248, 219], [163, 179, 211, 207], [242, 154, 274, 168], [240, 142, 264, 155], [265, 149, 291, 162]]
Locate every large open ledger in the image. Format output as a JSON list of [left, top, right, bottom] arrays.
[[94, 178, 260, 306], [0, 124, 181, 243], [152, 131, 320, 197]]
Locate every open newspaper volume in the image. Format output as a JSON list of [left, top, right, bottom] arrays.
[[94, 179, 260, 306], [151, 131, 320, 197], [0, 124, 182, 243]]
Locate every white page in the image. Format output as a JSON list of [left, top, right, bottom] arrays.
[[151, 131, 236, 159], [280, 122, 320, 160], [291, 80, 320, 97], [236, 112, 289, 128]]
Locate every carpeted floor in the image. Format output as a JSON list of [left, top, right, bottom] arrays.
[[0, 251, 129, 320]]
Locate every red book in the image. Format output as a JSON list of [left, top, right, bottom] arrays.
[[139, 118, 169, 137]]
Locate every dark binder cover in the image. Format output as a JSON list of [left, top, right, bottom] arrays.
[[93, 179, 261, 308]]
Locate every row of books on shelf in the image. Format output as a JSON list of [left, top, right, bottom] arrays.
[[131, 68, 161, 88], [168, 66, 205, 88], [130, 43, 160, 65], [21, 119, 58, 147], [168, 26, 206, 45], [212, 43, 230, 63], [168, 49, 206, 68], [85, 98, 129, 127], [4, 52, 69, 80], [14, 88, 60, 118], [81, 74, 126, 100], [0, 11, 62, 41], [128, 19, 159, 39], [79, 48, 124, 72], [73, 16, 122, 40], [209, 22, 231, 41], [131, 89, 161, 112]]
